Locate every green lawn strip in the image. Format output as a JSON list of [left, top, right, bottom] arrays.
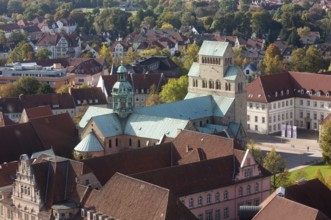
[[289, 165, 331, 181]]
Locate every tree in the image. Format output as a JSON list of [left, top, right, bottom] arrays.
[[315, 168, 326, 184], [14, 76, 41, 95], [123, 50, 139, 64], [0, 83, 20, 98], [251, 10, 273, 38], [160, 75, 188, 103], [289, 48, 306, 71], [246, 139, 263, 165], [320, 120, 331, 164], [263, 148, 286, 190], [219, 0, 238, 14], [56, 84, 71, 94], [146, 85, 163, 106], [98, 44, 112, 68], [276, 169, 294, 188], [297, 26, 311, 39], [262, 44, 284, 75], [37, 83, 54, 94], [7, 41, 34, 63], [305, 46, 324, 73], [183, 44, 199, 73]]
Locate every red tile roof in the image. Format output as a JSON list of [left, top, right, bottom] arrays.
[[30, 113, 79, 158], [69, 87, 107, 106], [20, 93, 75, 110], [21, 106, 53, 122], [253, 195, 330, 220], [84, 173, 197, 220], [0, 161, 18, 187], [285, 179, 331, 218], [247, 72, 331, 103]]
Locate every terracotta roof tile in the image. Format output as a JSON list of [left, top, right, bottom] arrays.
[[0, 161, 18, 187], [247, 72, 331, 103], [20, 93, 75, 110], [30, 113, 79, 158], [20, 106, 53, 122], [253, 195, 330, 220], [84, 173, 197, 220], [70, 87, 107, 106], [285, 179, 331, 218]]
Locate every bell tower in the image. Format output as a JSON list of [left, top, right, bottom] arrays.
[[112, 64, 134, 118]]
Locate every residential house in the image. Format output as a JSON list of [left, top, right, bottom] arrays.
[[0, 98, 23, 122], [300, 31, 320, 45], [247, 72, 331, 134], [243, 63, 261, 82], [0, 23, 22, 38], [34, 33, 81, 59], [69, 87, 108, 115], [56, 19, 77, 34], [110, 41, 128, 59], [19, 93, 76, 117], [19, 106, 53, 123]]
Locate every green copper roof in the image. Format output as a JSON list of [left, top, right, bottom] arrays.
[[135, 95, 234, 119], [199, 41, 229, 57], [78, 106, 113, 129], [92, 113, 122, 137], [224, 66, 241, 80], [117, 65, 127, 73], [229, 122, 240, 137], [75, 132, 104, 152], [188, 62, 200, 77], [112, 81, 133, 92], [125, 114, 189, 139]]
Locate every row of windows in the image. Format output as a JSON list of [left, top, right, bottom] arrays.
[[109, 138, 145, 148], [247, 115, 265, 123], [299, 111, 324, 121], [186, 183, 259, 209], [187, 191, 229, 209], [269, 111, 293, 123], [197, 208, 229, 220]]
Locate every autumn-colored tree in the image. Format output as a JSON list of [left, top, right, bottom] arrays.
[[0, 84, 20, 98], [262, 44, 284, 75], [160, 75, 188, 103], [246, 139, 263, 165], [98, 44, 112, 68], [146, 85, 163, 106], [56, 84, 71, 94], [123, 49, 140, 64]]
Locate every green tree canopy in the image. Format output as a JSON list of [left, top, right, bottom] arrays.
[[290, 47, 325, 73], [160, 75, 188, 103], [7, 41, 35, 63], [14, 76, 41, 95], [320, 121, 331, 164], [36, 48, 51, 60], [263, 148, 286, 190]]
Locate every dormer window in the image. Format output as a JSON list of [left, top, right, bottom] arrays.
[[281, 90, 284, 96], [300, 89, 304, 94], [286, 89, 289, 95], [275, 92, 278, 97], [326, 92, 330, 97]]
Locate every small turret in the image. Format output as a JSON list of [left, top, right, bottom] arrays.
[[112, 64, 134, 118]]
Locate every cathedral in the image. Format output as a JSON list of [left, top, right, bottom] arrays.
[[74, 41, 247, 158]]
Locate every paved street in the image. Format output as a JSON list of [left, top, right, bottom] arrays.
[[247, 129, 322, 171]]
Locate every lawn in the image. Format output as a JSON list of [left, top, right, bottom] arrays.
[[289, 164, 331, 182]]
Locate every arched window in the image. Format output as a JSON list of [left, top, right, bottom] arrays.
[[189, 198, 194, 208], [255, 183, 259, 192], [137, 140, 141, 148], [216, 80, 221, 90], [247, 185, 251, 194], [215, 192, 220, 202], [202, 79, 207, 88], [115, 138, 118, 147], [206, 194, 211, 204], [239, 186, 243, 197], [228, 83, 231, 91], [209, 80, 214, 89], [21, 185, 23, 194], [129, 138, 132, 146], [198, 196, 203, 206]]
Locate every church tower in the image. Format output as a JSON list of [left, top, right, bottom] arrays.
[[112, 64, 134, 118], [187, 41, 247, 131]]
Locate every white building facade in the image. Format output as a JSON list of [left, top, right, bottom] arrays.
[[247, 72, 331, 134]]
